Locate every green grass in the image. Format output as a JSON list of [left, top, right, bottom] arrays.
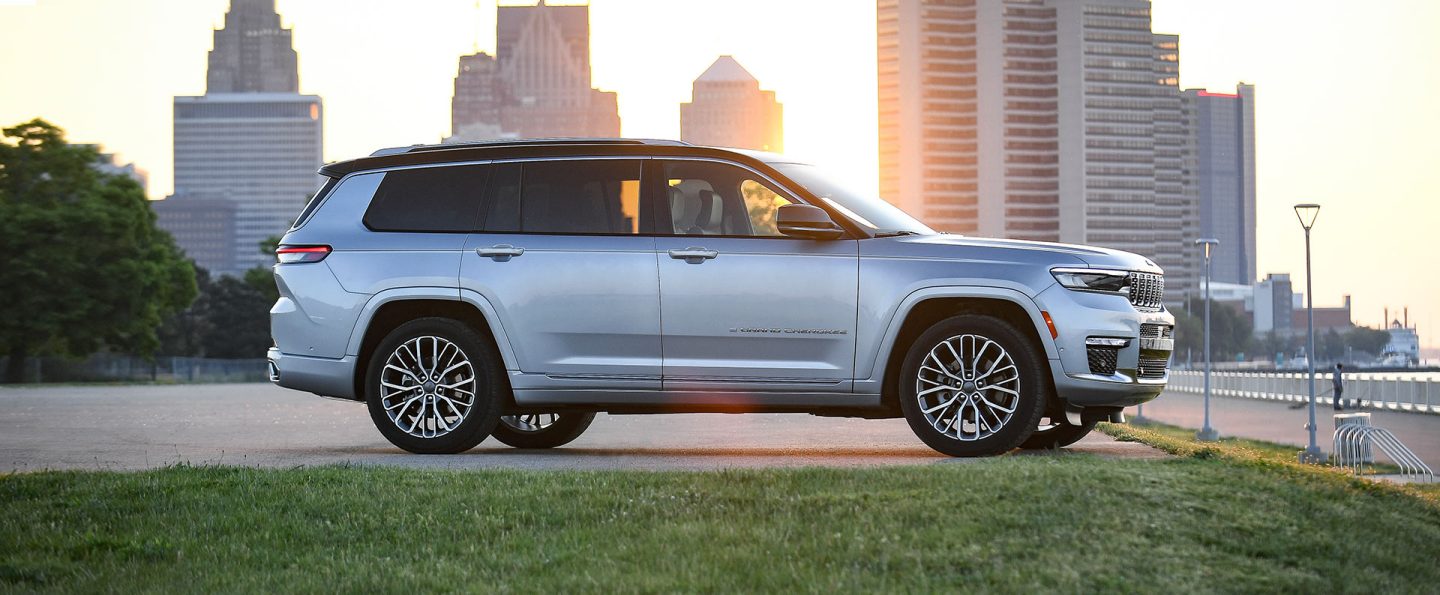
[[4, 456, 1440, 593]]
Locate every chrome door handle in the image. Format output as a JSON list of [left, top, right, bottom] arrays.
[[476, 244, 524, 261], [668, 247, 718, 264]]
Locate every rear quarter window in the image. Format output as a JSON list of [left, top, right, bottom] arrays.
[[362, 164, 490, 233]]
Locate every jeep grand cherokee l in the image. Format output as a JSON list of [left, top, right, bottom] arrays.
[[267, 139, 1174, 457]]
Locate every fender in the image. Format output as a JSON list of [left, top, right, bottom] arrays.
[[342, 286, 521, 371], [856, 284, 1059, 392]]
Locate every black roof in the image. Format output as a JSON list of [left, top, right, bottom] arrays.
[[321, 138, 727, 178]]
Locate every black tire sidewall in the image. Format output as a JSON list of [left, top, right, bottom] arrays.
[[1019, 418, 1098, 450], [491, 412, 596, 449], [365, 317, 503, 454], [898, 314, 1048, 457]]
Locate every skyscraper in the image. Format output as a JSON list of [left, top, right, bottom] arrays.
[[1184, 84, 1256, 286], [450, 1, 620, 142], [205, 0, 298, 94], [156, 0, 322, 276], [680, 56, 783, 152], [877, 0, 1195, 294]]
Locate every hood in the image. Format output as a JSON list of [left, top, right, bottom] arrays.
[[878, 234, 1164, 274]]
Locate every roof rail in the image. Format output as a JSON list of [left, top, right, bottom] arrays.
[[370, 138, 691, 157]]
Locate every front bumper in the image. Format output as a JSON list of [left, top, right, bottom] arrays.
[[267, 347, 360, 400], [1036, 283, 1174, 408]]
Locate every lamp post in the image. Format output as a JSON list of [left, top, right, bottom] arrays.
[[1195, 238, 1220, 442], [1294, 203, 1324, 464]]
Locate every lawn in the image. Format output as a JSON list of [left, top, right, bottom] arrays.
[[4, 451, 1439, 592]]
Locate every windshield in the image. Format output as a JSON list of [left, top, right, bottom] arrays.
[[771, 163, 935, 236]]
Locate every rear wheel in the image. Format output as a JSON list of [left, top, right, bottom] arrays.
[[365, 317, 503, 454], [898, 315, 1047, 457], [491, 412, 596, 449], [1020, 417, 1097, 450]]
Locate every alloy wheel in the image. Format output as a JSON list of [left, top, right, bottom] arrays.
[[914, 333, 1021, 441], [379, 335, 476, 439]]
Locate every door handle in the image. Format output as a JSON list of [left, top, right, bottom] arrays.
[[668, 247, 718, 264], [476, 244, 524, 261]]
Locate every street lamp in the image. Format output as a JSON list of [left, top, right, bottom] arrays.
[[1195, 238, 1220, 442], [1294, 203, 1324, 464]]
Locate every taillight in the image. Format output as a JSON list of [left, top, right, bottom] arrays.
[[275, 245, 331, 264]]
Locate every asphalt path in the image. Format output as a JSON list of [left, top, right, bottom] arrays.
[[0, 383, 1165, 472], [1128, 389, 1440, 464]]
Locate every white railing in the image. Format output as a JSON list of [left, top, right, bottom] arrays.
[[1166, 371, 1439, 415]]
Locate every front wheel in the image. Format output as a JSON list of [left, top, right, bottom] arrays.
[[898, 315, 1047, 457], [1019, 417, 1097, 450], [491, 412, 596, 449]]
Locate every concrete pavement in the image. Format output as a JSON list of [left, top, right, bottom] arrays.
[[1129, 390, 1440, 465], [0, 383, 1165, 472]]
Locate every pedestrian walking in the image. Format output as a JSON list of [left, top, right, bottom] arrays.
[[1331, 363, 1347, 410]]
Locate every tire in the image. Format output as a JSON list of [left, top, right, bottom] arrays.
[[365, 317, 504, 454], [898, 314, 1048, 457], [491, 412, 596, 449], [1019, 417, 1097, 450]]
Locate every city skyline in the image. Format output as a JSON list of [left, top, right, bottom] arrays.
[[1, 0, 1437, 347]]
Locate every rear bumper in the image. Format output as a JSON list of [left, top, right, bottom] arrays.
[[267, 347, 360, 400]]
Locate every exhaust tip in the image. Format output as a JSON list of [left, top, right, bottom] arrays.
[[267, 361, 280, 382]]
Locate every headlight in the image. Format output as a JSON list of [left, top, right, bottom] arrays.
[[1051, 268, 1131, 293]]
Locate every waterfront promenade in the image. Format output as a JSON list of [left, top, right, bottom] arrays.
[[1130, 389, 1440, 464]]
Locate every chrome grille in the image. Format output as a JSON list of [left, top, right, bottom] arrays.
[[1139, 323, 1173, 340], [1137, 355, 1170, 379], [1127, 272, 1165, 311]]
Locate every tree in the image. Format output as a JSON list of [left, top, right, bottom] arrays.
[[0, 119, 196, 382], [1173, 298, 1253, 362]]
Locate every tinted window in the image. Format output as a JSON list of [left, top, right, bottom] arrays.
[[514, 160, 643, 234], [662, 160, 794, 237], [480, 162, 521, 232], [363, 164, 489, 232]]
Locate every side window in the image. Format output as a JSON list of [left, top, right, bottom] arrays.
[[363, 164, 489, 232], [661, 161, 793, 237], [512, 160, 644, 234], [481, 162, 521, 232]]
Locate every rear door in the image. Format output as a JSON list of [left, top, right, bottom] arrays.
[[652, 159, 860, 393], [459, 158, 662, 391]]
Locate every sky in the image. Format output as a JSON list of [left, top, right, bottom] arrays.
[[1, 0, 1437, 348]]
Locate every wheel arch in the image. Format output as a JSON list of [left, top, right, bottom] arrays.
[[346, 288, 519, 402], [873, 287, 1058, 414]]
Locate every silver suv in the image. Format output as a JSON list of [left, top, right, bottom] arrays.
[[268, 139, 1173, 457]]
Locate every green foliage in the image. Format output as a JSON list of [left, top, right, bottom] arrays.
[[0, 119, 195, 381], [1345, 326, 1391, 357], [1173, 297, 1253, 361], [160, 236, 282, 358]]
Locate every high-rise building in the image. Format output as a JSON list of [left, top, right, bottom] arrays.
[[1183, 84, 1256, 286], [205, 0, 299, 94], [156, 0, 322, 277], [680, 56, 783, 152], [877, 0, 1194, 292], [152, 194, 239, 275], [449, 1, 620, 142], [78, 145, 149, 194]]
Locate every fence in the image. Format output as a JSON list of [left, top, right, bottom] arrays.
[[0, 355, 269, 384], [1167, 370, 1439, 415]]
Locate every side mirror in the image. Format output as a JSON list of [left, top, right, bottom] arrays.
[[776, 204, 844, 240]]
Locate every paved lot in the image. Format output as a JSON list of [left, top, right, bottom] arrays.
[[1129, 390, 1440, 464], [0, 383, 1165, 472]]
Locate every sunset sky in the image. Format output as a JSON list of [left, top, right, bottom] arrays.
[[2, 0, 1437, 348]]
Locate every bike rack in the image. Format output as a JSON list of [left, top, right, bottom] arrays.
[[1332, 424, 1434, 482]]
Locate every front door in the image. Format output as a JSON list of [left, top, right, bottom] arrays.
[[459, 159, 662, 392], [652, 159, 859, 393]]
